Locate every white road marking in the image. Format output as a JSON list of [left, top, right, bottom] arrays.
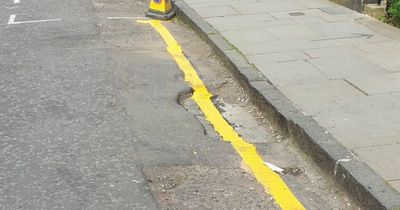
[[14, 0, 20, 3], [8, 15, 16, 24], [8, 14, 60, 25], [107, 16, 148, 20]]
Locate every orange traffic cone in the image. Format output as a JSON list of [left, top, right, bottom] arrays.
[[145, 0, 176, 20]]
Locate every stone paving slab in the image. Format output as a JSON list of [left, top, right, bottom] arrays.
[[262, 19, 298, 27], [205, 13, 275, 31], [319, 5, 352, 15], [206, 13, 274, 25], [247, 51, 310, 64], [315, 110, 400, 148], [355, 144, 400, 181], [311, 34, 393, 48], [278, 79, 364, 115], [307, 21, 372, 37], [282, 85, 400, 148], [221, 29, 275, 46], [296, 0, 336, 8], [308, 55, 386, 79], [189, 2, 226, 9], [347, 72, 400, 95], [303, 46, 363, 58], [360, 51, 400, 72], [181, 0, 400, 199], [258, 60, 328, 86], [195, 6, 239, 18], [231, 1, 308, 14], [269, 11, 327, 24], [355, 41, 400, 53], [239, 39, 317, 55], [264, 24, 322, 39]]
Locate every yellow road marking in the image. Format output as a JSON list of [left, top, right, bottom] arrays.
[[138, 19, 305, 210]]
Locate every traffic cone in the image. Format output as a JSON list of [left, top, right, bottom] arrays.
[[145, 0, 176, 20]]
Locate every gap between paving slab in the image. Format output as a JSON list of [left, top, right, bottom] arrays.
[[174, 0, 400, 209]]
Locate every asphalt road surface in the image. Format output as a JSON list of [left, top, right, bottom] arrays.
[[0, 0, 269, 209], [0, 0, 360, 209]]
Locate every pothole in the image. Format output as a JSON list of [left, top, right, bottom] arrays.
[[176, 88, 193, 106], [177, 89, 219, 139]]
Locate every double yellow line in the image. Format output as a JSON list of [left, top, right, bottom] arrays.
[[138, 19, 305, 210]]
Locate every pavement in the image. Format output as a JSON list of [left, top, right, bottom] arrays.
[[177, 0, 400, 207]]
